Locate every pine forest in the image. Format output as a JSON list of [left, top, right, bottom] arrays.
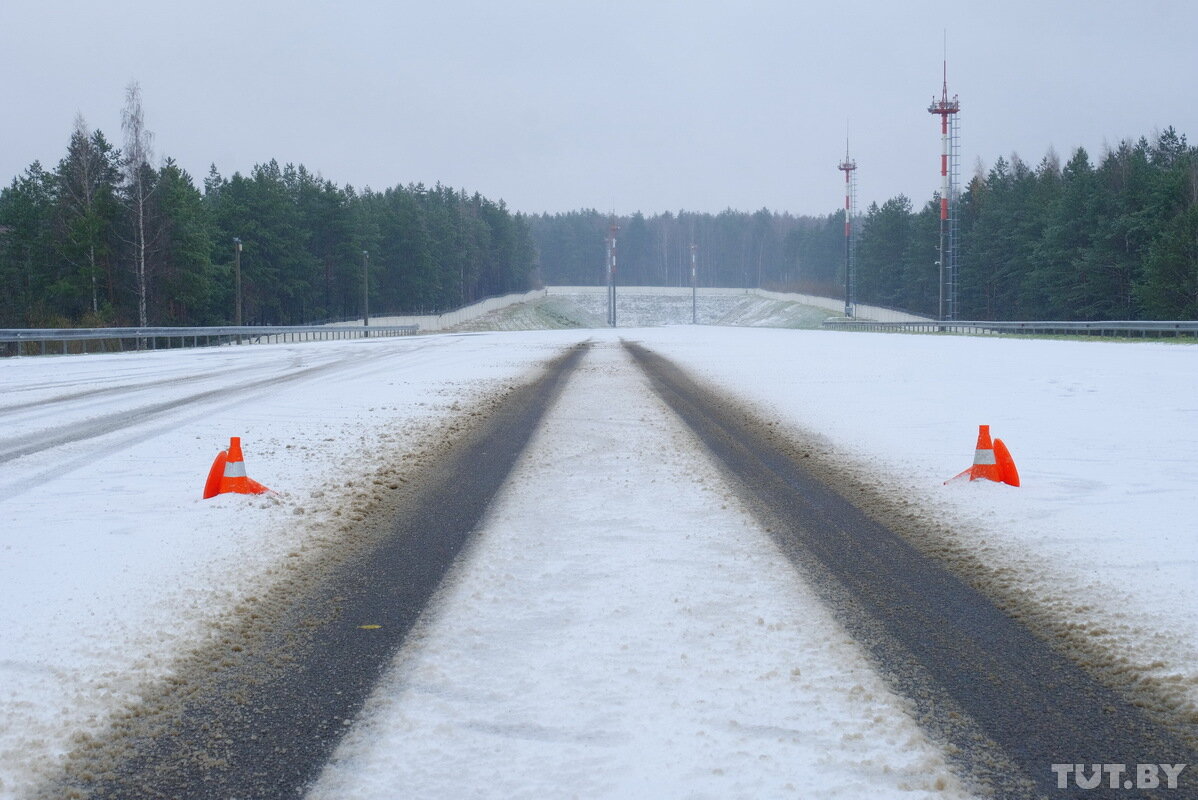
[[2, 102, 1195, 326]]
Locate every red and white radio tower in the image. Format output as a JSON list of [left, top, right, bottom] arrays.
[[928, 58, 960, 321], [837, 140, 857, 318]]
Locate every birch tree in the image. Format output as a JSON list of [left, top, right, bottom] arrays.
[[121, 81, 154, 327]]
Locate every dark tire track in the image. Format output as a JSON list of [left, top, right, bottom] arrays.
[[624, 340, 1196, 799], [0, 339, 449, 464], [0, 359, 274, 413], [42, 343, 588, 800], [0, 361, 354, 465]]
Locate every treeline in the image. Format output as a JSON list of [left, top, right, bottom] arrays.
[[854, 127, 1198, 319], [528, 209, 845, 295], [7, 99, 1195, 327], [530, 128, 1198, 320], [0, 110, 534, 328]]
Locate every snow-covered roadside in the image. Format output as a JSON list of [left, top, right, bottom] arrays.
[[308, 339, 974, 800], [637, 326, 1198, 721], [0, 332, 588, 800]]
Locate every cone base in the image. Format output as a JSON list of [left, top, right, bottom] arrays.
[[219, 476, 271, 495]]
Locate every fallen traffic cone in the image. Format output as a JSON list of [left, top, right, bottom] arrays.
[[945, 424, 1019, 486], [202, 449, 228, 499], [202, 437, 271, 498], [993, 437, 1020, 487]]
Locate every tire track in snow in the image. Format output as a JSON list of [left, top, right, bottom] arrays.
[[624, 340, 1197, 799], [0, 361, 350, 465], [0, 339, 472, 502], [0, 359, 272, 413], [0, 339, 450, 466]]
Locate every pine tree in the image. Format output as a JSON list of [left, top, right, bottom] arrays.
[[152, 160, 215, 323], [0, 163, 56, 325], [1137, 204, 1198, 318], [54, 116, 122, 318]]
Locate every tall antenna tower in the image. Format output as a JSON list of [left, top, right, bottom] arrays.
[[928, 55, 960, 321], [837, 138, 857, 318]]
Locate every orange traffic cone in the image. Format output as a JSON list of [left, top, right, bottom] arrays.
[[993, 438, 1020, 487], [202, 449, 227, 499], [946, 425, 1019, 486], [202, 437, 271, 498]]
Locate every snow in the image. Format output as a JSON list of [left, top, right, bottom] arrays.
[[0, 333, 579, 797], [451, 289, 844, 332], [0, 293, 1195, 798], [307, 341, 967, 800], [629, 326, 1198, 724]]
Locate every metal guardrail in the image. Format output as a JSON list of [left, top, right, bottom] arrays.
[[822, 319, 1198, 338], [0, 324, 419, 357]]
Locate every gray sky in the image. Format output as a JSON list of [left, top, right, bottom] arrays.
[[2, 0, 1196, 217]]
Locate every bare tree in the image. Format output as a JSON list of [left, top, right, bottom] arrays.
[[121, 81, 154, 328]]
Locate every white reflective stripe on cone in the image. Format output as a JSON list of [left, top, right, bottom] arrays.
[[973, 449, 997, 465], [223, 461, 248, 478]]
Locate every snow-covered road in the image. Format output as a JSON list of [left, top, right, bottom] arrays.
[[309, 341, 969, 799], [2, 298, 1196, 797]]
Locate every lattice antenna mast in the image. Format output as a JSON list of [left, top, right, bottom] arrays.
[[928, 55, 960, 321], [837, 135, 858, 318]]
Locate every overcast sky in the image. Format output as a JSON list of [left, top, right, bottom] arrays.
[[3, 0, 1196, 217]]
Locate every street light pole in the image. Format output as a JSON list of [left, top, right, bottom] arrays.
[[606, 222, 619, 328], [362, 250, 370, 329], [233, 237, 242, 326], [690, 243, 698, 325]]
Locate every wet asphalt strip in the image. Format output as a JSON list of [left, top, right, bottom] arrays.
[[623, 340, 1196, 800], [47, 343, 588, 800]]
